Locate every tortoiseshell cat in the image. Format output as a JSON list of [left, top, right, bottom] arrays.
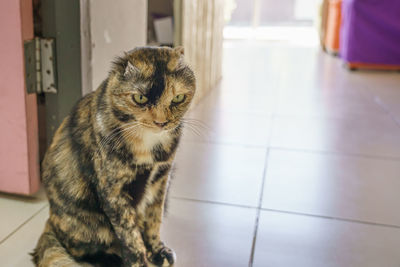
[[32, 46, 195, 267]]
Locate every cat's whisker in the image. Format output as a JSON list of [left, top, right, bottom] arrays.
[[182, 121, 204, 138], [112, 126, 145, 153], [108, 123, 143, 153], [182, 118, 210, 128], [186, 122, 212, 138], [183, 118, 210, 129], [96, 122, 141, 156], [188, 123, 209, 135], [185, 124, 202, 137], [105, 120, 164, 153], [97, 126, 125, 156], [121, 127, 142, 147], [188, 120, 214, 138], [184, 118, 208, 129], [97, 122, 133, 148]]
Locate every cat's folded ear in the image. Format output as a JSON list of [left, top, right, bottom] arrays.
[[167, 46, 186, 71], [124, 61, 140, 78], [174, 46, 184, 56]]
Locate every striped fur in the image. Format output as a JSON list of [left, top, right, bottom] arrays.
[[32, 46, 195, 267]]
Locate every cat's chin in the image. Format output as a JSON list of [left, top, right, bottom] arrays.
[[145, 126, 170, 134], [145, 124, 178, 134]]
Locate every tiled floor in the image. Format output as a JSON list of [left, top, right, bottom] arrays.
[[1, 40, 400, 267]]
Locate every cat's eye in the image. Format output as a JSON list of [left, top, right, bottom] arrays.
[[172, 94, 185, 104], [133, 94, 148, 104]]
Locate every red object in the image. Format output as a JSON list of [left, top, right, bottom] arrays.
[[346, 62, 400, 71], [325, 0, 342, 54]]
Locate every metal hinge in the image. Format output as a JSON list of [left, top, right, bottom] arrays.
[[24, 38, 57, 94]]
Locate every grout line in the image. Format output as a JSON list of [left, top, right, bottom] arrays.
[[181, 138, 268, 150], [260, 207, 400, 230], [170, 196, 257, 210], [182, 135, 400, 163], [373, 96, 400, 128], [269, 146, 400, 162], [0, 204, 48, 246], [171, 196, 400, 230], [248, 148, 270, 267], [356, 80, 400, 130]]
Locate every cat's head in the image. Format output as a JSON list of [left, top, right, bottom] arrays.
[[106, 46, 195, 133]]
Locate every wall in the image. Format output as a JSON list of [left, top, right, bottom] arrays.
[[81, 0, 147, 94], [148, 0, 174, 43], [180, 0, 225, 104]]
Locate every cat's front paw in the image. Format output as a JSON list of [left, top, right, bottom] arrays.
[[147, 246, 176, 266], [129, 263, 148, 267]]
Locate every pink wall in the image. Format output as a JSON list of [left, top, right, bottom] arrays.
[[0, 0, 40, 194]]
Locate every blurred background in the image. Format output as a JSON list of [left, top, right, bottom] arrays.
[[1, 0, 400, 266]]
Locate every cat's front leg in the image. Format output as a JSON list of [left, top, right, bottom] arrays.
[[97, 175, 148, 267], [143, 176, 175, 266], [144, 200, 176, 267]]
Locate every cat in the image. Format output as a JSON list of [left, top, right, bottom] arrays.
[[31, 46, 195, 267]]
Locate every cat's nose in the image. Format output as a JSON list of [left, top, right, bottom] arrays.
[[153, 120, 169, 128]]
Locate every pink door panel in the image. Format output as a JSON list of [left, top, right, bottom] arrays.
[[0, 0, 40, 195]]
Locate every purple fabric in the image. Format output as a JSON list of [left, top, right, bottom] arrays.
[[340, 0, 400, 65]]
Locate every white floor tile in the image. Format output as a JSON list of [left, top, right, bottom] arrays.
[[0, 206, 48, 267], [0, 189, 47, 243], [253, 211, 400, 267]]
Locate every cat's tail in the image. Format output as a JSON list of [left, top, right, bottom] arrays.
[[31, 220, 89, 267]]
